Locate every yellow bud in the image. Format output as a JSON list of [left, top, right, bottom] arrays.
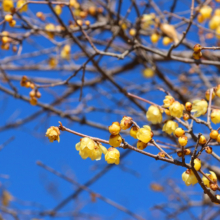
[[217, 134, 220, 143], [165, 109, 170, 116], [48, 57, 58, 68], [36, 12, 45, 20], [158, 152, 165, 158], [109, 134, 122, 147], [210, 130, 218, 139], [79, 11, 87, 19], [137, 140, 147, 150], [162, 36, 173, 46], [120, 116, 133, 130], [193, 158, 201, 171], [88, 6, 96, 16], [30, 97, 37, 106], [183, 113, 190, 121], [85, 20, 90, 26], [129, 28, 136, 36], [146, 105, 162, 124], [174, 127, 185, 137], [130, 126, 139, 139], [54, 5, 62, 15], [215, 85, 220, 97], [184, 148, 191, 155], [178, 135, 188, 147], [45, 23, 55, 39], [2, 36, 9, 44], [5, 14, 13, 22], [150, 33, 160, 43], [209, 15, 220, 30], [185, 102, 192, 111], [205, 89, 215, 100], [210, 183, 218, 191], [205, 146, 212, 154], [9, 20, 16, 27], [211, 109, 220, 124], [199, 135, 206, 145], [45, 126, 60, 142], [197, 14, 204, 23], [193, 44, 202, 53], [216, 26, 220, 39], [142, 68, 154, 78], [193, 51, 202, 60], [109, 122, 121, 135]]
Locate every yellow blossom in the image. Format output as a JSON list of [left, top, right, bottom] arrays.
[[2, 0, 14, 12], [141, 14, 155, 29], [109, 134, 122, 148], [76, 137, 107, 160], [162, 120, 178, 135], [202, 171, 217, 188], [150, 33, 160, 43], [163, 95, 175, 108], [200, 5, 212, 19], [209, 15, 220, 29], [120, 116, 133, 130], [105, 147, 120, 165], [178, 135, 188, 147], [146, 105, 162, 124], [191, 100, 208, 117], [45, 126, 60, 142], [17, 0, 28, 13], [174, 127, 185, 137], [199, 135, 206, 145], [130, 126, 139, 139], [45, 23, 55, 39], [210, 130, 218, 139], [192, 158, 201, 171], [143, 68, 154, 78], [54, 5, 62, 15], [109, 122, 121, 135], [169, 101, 184, 118], [136, 125, 153, 143], [61, 44, 71, 60], [182, 169, 198, 186], [211, 109, 220, 124], [162, 36, 173, 46]]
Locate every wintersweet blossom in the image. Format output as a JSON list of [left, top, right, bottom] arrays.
[[136, 125, 153, 143], [202, 171, 217, 188], [146, 105, 162, 124], [191, 100, 208, 117], [163, 95, 175, 108], [182, 169, 198, 186], [211, 109, 220, 124], [109, 122, 121, 135], [2, 0, 13, 12], [130, 126, 139, 139], [169, 101, 184, 118], [45, 126, 60, 142], [162, 120, 178, 135], [105, 147, 120, 165], [75, 137, 107, 161], [120, 116, 133, 130], [17, 0, 28, 13], [109, 134, 122, 147]]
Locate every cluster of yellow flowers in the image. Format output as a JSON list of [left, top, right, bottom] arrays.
[[20, 76, 41, 105], [2, 0, 28, 13]]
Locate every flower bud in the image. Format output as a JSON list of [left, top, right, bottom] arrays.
[[109, 122, 121, 135], [184, 148, 191, 155], [109, 134, 122, 148], [130, 126, 139, 139], [158, 152, 165, 158], [174, 127, 185, 137], [169, 101, 184, 118], [163, 95, 175, 108], [205, 146, 212, 154], [30, 97, 37, 106], [210, 130, 218, 139], [177, 151, 183, 157], [217, 134, 220, 143], [150, 33, 160, 43], [193, 158, 201, 171], [178, 135, 188, 147], [210, 183, 218, 191], [165, 109, 170, 116], [183, 113, 190, 121], [185, 102, 192, 111], [5, 14, 13, 22], [120, 116, 133, 130], [199, 135, 206, 145], [205, 89, 216, 101], [146, 105, 163, 124], [129, 28, 136, 36], [193, 44, 202, 53], [142, 68, 154, 78], [215, 85, 220, 97], [193, 51, 202, 60], [211, 109, 220, 124], [137, 140, 147, 150]]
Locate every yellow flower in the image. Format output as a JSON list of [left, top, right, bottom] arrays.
[[2, 0, 14, 12], [48, 57, 58, 68], [209, 15, 220, 29], [146, 105, 162, 124], [120, 116, 133, 130], [45, 126, 60, 142], [54, 5, 62, 15], [136, 125, 153, 143], [169, 101, 184, 118], [182, 169, 198, 186], [163, 95, 175, 108], [105, 147, 120, 165], [150, 33, 160, 43], [162, 36, 173, 46], [109, 122, 121, 135], [61, 45, 71, 60], [192, 158, 201, 171], [76, 137, 107, 161], [178, 135, 188, 147], [215, 85, 220, 97], [130, 126, 139, 139], [199, 135, 206, 145], [174, 127, 185, 137], [200, 5, 212, 19], [202, 171, 217, 188], [191, 100, 208, 117], [17, 0, 28, 13], [109, 134, 122, 148], [141, 14, 155, 29], [185, 102, 192, 111], [45, 23, 55, 39], [211, 109, 220, 124], [210, 130, 218, 139], [162, 120, 178, 135], [205, 89, 215, 101]]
